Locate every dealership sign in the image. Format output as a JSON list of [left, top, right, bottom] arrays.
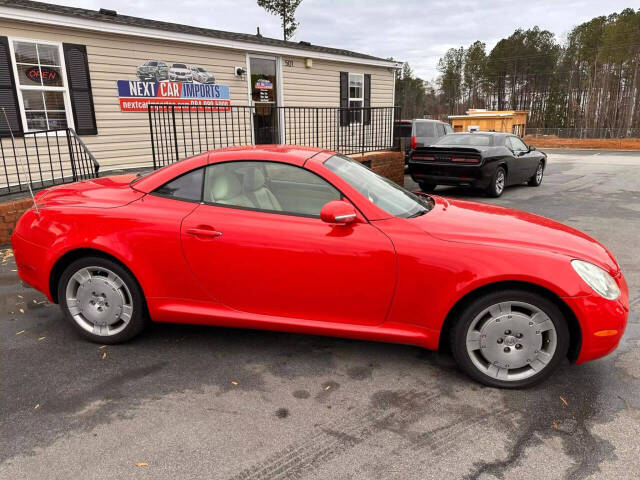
[[117, 80, 231, 112]]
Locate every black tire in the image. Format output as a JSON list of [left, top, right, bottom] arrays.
[[528, 161, 544, 186], [449, 289, 569, 388], [419, 182, 437, 193], [58, 256, 147, 344], [486, 166, 506, 197]]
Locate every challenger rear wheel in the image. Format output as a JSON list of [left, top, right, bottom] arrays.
[[486, 167, 506, 197], [450, 290, 569, 388], [419, 182, 437, 193], [58, 256, 147, 344]]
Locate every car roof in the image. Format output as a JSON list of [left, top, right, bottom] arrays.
[[413, 119, 446, 124], [447, 131, 511, 136], [131, 145, 332, 193]]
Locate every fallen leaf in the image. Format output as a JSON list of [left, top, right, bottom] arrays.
[[560, 396, 568, 406], [19, 308, 24, 314], [135, 462, 148, 467], [38, 337, 46, 341], [324, 385, 331, 391], [552, 421, 558, 429], [16, 330, 25, 335], [34, 403, 40, 409], [32, 300, 37, 304], [98, 345, 108, 350], [231, 381, 238, 386], [17, 294, 23, 299], [102, 352, 107, 359]]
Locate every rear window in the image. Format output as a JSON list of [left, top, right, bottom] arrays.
[[414, 122, 437, 137], [435, 134, 492, 146], [146, 61, 158, 66]]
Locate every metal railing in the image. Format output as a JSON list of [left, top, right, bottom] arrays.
[[0, 128, 100, 197], [527, 127, 640, 139], [148, 104, 399, 169]]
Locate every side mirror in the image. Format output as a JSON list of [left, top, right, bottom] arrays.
[[529, 145, 536, 151], [320, 200, 358, 225]]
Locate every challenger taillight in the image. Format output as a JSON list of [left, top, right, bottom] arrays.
[[410, 136, 417, 150], [412, 155, 435, 161], [451, 156, 480, 163]]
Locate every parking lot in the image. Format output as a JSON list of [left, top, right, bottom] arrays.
[[1, 149, 639, 480]]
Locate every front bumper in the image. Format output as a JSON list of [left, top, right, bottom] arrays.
[[566, 271, 629, 364], [11, 231, 53, 300]]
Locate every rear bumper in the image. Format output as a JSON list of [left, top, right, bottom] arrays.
[[567, 272, 629, 364], [408, 159, 493, 188]]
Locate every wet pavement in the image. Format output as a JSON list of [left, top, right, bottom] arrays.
[[1, 149, 639, 479]]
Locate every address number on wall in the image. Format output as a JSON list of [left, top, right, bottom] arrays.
[[284, 59, 294, 67]]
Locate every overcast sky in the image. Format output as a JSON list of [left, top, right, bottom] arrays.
[[46, 0, 634, 80]]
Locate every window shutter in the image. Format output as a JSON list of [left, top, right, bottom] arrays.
[[339, 71, 349, 127], [0, 36, 24, 138], [63, 43, 97, 135], [363, 73, 371, 125]]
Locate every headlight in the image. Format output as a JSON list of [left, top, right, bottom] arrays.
[[571, 260, 620, 300]]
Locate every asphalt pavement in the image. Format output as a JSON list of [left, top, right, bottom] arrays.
[[1, 149, 639, 479]]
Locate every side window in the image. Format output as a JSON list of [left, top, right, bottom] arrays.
[[509, 136, 528, 152], [154, 167, 203, 201], [203, 161, 341, 217], [444, 124, 454, 134]]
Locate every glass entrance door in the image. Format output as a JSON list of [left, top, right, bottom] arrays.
[[249, 57, 279, 144]]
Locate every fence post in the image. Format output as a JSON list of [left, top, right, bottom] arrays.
[[148, 105, 157, 170], [315, 109, 319, 147], [66, 128, 77, 182], [361, 108, 365, 156], [171, 105, 179, 163]]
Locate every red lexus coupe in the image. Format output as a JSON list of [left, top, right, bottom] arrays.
[[12, 146, 628, 388]]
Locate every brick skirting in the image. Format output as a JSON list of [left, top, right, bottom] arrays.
[[349, 150, 405, 185], [0, 150, 404, 245], [0, 198, 33, 245]]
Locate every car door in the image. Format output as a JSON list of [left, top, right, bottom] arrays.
[[508, 136, 537, 182], [180, 160, 397, 326]]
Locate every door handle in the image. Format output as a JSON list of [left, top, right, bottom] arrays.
[[185, 227, 223, 238]]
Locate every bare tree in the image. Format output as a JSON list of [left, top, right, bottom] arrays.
[[257, 0, 303, 41]]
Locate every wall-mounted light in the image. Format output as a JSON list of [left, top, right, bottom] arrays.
[[235, 66, 246, 77], [305, 58, 313, 69]]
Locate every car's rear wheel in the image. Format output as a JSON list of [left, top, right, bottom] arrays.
[[486, 167, 506, 197], [528, 162, 544, 186], [450, 290, 569, 388], [419, 182, 437, 193], [58, 256, 147, 344]]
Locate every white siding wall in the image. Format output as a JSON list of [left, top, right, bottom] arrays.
[[0, 18, 395, 179]]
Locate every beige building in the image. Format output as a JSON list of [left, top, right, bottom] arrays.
[[449, 109, 529, 137], [0, 0, 400, 179]]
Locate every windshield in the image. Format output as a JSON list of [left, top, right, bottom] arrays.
[[324, 154, 433, 218], [435, 134, 492, 146], [173, 63, 187, 69]]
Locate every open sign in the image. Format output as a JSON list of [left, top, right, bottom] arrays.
[[25, 66, 59, 84]]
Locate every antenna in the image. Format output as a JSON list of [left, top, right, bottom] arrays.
[[2, 107, 39, 214]]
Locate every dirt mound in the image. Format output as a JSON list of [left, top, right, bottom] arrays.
[[524, 136, 640, 150]]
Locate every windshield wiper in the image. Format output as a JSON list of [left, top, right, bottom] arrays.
[[408, 209, 428, 218]]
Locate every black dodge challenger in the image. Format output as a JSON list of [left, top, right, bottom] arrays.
[[408, 132, 547, 197]]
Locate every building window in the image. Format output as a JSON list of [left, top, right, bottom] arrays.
[[348, 73, 364, 124], [10, 39, 72, 132]]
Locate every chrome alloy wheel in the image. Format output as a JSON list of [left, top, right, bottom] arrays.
[[465, 301, 557, 382], [65, 266, 133, 336], [535, 163, 544, 183], [495, 169, 505, 194]]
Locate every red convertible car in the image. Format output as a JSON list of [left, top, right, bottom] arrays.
[[12, 146, 628, 388]]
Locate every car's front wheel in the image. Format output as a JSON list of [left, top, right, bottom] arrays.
[[58, 256, 147, 344], [528, 161, 544, 186], [450, 289, 569, 388]]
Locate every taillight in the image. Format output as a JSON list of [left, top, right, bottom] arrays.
[[410, 136, 417, 150], [412, 155, 435, 161], [451, 156, 480, 163]]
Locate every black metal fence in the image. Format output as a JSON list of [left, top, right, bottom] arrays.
[[148, 104, 399, 169], [0, 128, 99, 197]]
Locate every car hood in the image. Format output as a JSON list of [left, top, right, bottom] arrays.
[[410, 195, 620, 275], [36, 174, 144, 208]]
